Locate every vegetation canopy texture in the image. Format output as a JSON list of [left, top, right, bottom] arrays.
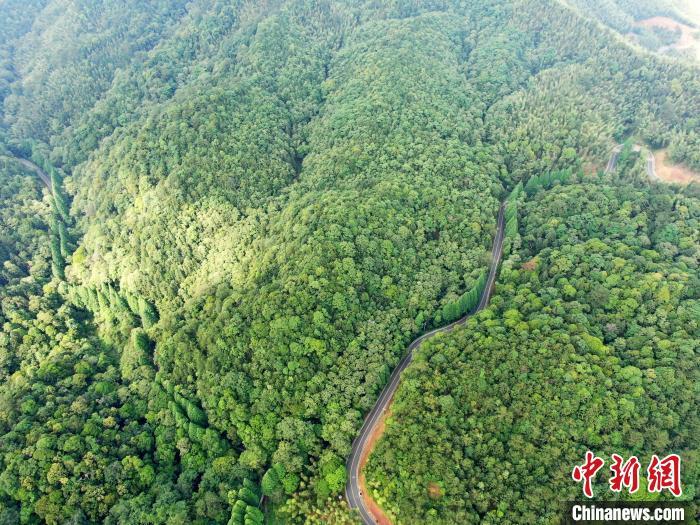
[[0, 0, 697, 524]]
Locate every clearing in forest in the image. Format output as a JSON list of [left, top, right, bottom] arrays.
[[635, 16, 700, 57], [653, 149, 700, 185]]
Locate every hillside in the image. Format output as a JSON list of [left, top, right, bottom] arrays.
[[366, 178, 699, 523], [564, 0, 700, 59], [0, 1, 698, 524]]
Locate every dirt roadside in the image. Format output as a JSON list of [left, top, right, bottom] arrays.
[[358, 408, 394, 525]]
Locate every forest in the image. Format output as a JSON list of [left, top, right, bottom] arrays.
[[365, 175, 699, 524], [0, 0, 698, 524]]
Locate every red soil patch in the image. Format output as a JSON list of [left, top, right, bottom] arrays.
[[521, 258, 538, 271], [635, 16, 698, 52], [427, 482, 443, 500], [654, 149, 700, 185], [359, 408, 394, 525]]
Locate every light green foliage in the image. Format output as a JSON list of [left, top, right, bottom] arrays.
[[566, 0, 682, 32], [0, 0, 698, 523], [228, 480, 263, 525], [262, 466, 284, 500], [669, 130, 700, 171], [440, 271, 488, 324], [366, 182, 699, 523], [524, 168, 576, 196], [120, 328, 152, 380], [502, 182, 524, 257]]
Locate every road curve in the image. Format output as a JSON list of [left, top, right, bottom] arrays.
[[2, 155, 53, 192], [605, 144, 660, 183], [345, 202, 506, 525]]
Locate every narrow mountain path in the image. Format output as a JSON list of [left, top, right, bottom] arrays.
[[345, 202, 506, 525]]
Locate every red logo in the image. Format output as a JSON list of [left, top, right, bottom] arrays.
[[572, 451, 605, 498], [647, 454, 682, 497], [609, 454, 640, 494], [573, 453, 682, 498]]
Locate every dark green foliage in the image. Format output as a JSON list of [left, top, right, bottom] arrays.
[[366, 181, 699, 523], [0, 0, 698, 523], [120, 328, 152, 380], [138, 297, 158, 330], [3, 0, 191, 143], [49, 168, 69, 222], [58, 221, 69, 257], [49, 233, 64, 279]]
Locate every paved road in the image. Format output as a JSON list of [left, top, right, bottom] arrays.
[[647, 152, 659, 182], [605, 144, 660, 182], [345, 202, 506, 525], [2, 155, 52, 192], [605, 145, 622, 174], [345, 145, 648, 523]]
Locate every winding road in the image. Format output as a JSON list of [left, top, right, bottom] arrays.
[[604, 144, 659, 182], [345, 146, 628, 524], [2, 155, 52, 192], [345, 202, 506, 525]]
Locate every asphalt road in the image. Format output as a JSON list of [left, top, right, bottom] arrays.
[[605, 144, 660, 183], [2, 155, 53, 192], [345, 202, 506, 525], [605, 145, 622, 174], [647, 152, 659, 181]]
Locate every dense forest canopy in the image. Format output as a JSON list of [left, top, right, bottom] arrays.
[[0, 0, 697, 524], [366, 178, 699, 523]]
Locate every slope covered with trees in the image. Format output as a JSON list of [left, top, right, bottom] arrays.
[[0, 0, 698, 524], [365, 177, 699, 524], [564, 0, 699, 53], [565, 0, 685, 32]]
